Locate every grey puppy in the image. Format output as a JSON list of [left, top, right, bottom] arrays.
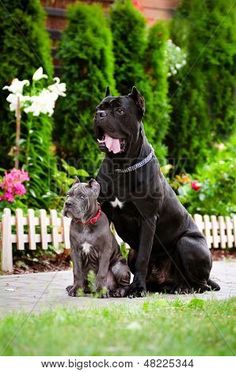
[[63, 178, 130, 297]]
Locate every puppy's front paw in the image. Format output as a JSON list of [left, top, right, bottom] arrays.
[[96, 277, 107, 294], [66, 285, 80, 297], [96, 286, 109, 298]]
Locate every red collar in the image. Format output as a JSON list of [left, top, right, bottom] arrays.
[[75, 206, 102, 225]]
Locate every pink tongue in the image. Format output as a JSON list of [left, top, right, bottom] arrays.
[[104, 134, 121, 154]]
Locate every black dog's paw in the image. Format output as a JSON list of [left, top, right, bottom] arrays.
[[169, 286, 193, 294], [127, 273, 147, 298], [127, 282, 147, 298], [66, 285, 79, 297]]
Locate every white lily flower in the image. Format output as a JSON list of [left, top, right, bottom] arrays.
[[24, 89, 57, 116], [6, 93, 21, 112], [3, 78, 29, 95], [6, 93, 31, 114], [48, 77, 66, 97], [32, 67, 48, 81]]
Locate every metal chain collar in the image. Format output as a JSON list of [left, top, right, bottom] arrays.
[[114, 148, 154, 174]]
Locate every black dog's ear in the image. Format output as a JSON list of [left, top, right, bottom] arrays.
[[73, 176, 80, 184], [128, 86, 145, 117], [88, 178, 100, 197], [105, 86, 111, 97]]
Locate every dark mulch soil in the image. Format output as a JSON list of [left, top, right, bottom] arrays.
[[13, 249, 71, 274], [11, 248, 236, 275], [211, 248, 236, 261]]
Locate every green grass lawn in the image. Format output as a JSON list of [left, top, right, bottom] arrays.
[[0, 298, 235, 356]]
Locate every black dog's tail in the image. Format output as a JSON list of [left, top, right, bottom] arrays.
[[207, 278, 220, 291]]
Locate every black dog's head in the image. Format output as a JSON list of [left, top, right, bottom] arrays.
[[94, 86, 145, 155], [63, 178, 100, 220]]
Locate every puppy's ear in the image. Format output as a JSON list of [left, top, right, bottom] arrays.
[[73, 176, 80, 184], [105, 86, 111, 97], [128, 86, 145, 118], [88, 178, 100, 197]]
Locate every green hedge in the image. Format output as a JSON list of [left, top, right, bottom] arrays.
[[0, 0, 55, 208], [56, 2, 115, 174], [168, 0, 236, 171]]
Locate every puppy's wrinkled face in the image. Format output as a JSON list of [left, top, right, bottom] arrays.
[[63, 179, 100, 220], [94, 86, 145, 155]]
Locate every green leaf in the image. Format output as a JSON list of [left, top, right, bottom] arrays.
[[77, 169, 89, 177]]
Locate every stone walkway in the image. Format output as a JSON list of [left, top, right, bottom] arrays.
[[0, 260, 235, 317]]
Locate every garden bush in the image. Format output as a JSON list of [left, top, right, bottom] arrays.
[[166, 134, 236, 216], [145, 21, 171, 161], [167, 0, 236, 172], [56, 2, 115, 173], [0, 0, 55, 208]]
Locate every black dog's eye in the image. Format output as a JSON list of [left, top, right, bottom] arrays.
[[116, 108, 124, 115], [80, 195, 85, 200]]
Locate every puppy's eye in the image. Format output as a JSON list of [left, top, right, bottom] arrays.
[[116, 108, 124, 115]]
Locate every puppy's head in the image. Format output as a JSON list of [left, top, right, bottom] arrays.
[[63, 178, 100, 220]]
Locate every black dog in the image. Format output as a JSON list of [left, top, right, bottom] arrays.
[[94, 86, 220, 297], [63, 178, 130, 297]]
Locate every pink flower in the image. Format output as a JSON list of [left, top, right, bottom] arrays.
[[191, 180, 201, 191], [0, 191, 14, 202], [0, 168, 29, 203], [13, 183, 26, 196]]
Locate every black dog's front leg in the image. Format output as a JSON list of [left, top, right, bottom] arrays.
[[67, 248, 84, 297], [127, 216, 156, 297]]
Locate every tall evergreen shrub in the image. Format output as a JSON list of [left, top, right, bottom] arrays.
[[168, 0, 236, 171], [110, 0, 149, 94], [0, 0, 55, 207], [110, 0, 170, 162], [145, 21, 171, 161], [56, 3, 115, 173]]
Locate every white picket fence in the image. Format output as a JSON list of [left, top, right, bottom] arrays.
[[0, 208, 236, 273]]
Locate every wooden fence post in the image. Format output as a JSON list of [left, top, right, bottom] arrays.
[[1, 208, 13, 273], [62, 216, 71, 249], [50, 209, 59, 250], [28, 209, 36, 250], [210, 215, 220, 249], [16, 208, 24, 251], [40, 209, 48, 250], [194, 214, 204, 234], [218, 216, 227, 249], [203, 214, 212, 248]]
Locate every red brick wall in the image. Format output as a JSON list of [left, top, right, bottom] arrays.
[[40, 0, 180, 69], [41, 0, 180, 31], [138, 0, 180, 24]]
